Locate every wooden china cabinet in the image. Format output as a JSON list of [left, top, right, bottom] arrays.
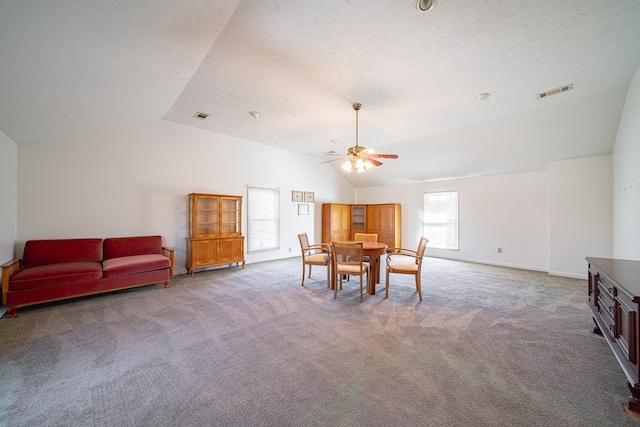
[[322, 203, 401, 248], [186, 193, 245, 276]]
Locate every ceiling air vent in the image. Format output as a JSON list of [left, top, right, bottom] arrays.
[[538, 84, 573, 99], [193, 111, 209, 120]]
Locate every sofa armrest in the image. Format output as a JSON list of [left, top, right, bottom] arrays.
[[162, 246, 175, 278], [2, 258, 23, 305]]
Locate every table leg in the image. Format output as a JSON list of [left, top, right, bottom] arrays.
[[368, 255, 378, 295]]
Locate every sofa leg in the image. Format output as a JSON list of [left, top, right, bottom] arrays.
[[8, 307, 17, 318], [164, 280, 169, 288]]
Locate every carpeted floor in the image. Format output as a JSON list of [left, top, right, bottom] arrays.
[[1, 256, 639, 426]]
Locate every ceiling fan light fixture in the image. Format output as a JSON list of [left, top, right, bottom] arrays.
[[342, 157, 373, 173], [414, 0, 439, 11]]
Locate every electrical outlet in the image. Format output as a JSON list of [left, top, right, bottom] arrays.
[[497, 247, 503, 254]]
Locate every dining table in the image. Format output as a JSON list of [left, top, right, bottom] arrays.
[[331, 241, 388, 296]]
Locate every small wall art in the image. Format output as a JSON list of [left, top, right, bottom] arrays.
[[298, 204, 309, 215], [304, 192, 315, 203], [292, 190, 303, 202]]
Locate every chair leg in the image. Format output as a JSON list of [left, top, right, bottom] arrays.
[[416, 275, 422, 302], [326, 264, 330, 289], [301, 263, 306, 286], [385, 267, 390, 298]]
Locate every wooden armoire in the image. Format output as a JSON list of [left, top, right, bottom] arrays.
[[322, 203, 401, 248]]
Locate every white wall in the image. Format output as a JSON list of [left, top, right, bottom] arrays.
[[0, 130, 17, 262], [17, 119, 354, 274], [357, 171, 550, 272], [613, 67, 640, 260], [549, 156, 613, 277]]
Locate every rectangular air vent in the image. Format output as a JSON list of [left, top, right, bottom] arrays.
[[193, 111, 209, 120], [538, 84, 573, 99]]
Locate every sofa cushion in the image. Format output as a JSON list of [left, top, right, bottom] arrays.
[[102, 254, 171, 278], [103, 236, 163, 260], [23, 238, 103, 267], [10, 262, 103, 290]]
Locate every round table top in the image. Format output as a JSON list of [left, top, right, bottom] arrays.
[[329, 241, 388, 251], [360, 241, 388, 250]]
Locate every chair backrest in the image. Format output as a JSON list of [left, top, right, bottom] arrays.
[[354, 233, 378, 242], [416, 236, 429, 260], [332, 242, 365, 266], [298, 233, 310, 253]]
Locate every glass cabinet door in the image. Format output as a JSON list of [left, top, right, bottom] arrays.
[[192, 195, 219, 237], [351, 205, 366, 232], [220, 197, 241, 235]]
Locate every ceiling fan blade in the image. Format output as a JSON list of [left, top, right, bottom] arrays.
[[369, 158, 383, 167], [369, 153, 398, 159], [321, 157, 347, 164]]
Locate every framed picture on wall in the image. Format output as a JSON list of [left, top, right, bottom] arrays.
[[292, 191, 303, 202], [298, 204, 309, 215], [304, 192, 315, 203]]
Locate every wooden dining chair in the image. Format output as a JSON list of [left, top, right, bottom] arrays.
[[354, 233, 378, 263], [385, 236, 429, 301], [298, 233, 331, 288], [354, 233, 378, 242], [331, 242, 369, 301]]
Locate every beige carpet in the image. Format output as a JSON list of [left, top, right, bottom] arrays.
[[1, 256, 638, 426]]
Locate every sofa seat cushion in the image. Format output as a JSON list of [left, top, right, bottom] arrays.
[[102, 254, 170, 278], [10, 262, 103, 290]]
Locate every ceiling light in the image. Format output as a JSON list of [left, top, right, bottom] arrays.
[[342, 157, 374, 173], [249, 111, 260, 118], [475, 92, 491, 101], [414, 0, 439, 11]]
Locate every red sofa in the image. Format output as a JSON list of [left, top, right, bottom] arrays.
[[1, 236, 174, 317]]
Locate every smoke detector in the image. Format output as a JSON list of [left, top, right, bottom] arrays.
[[414, 0, 439, 11]]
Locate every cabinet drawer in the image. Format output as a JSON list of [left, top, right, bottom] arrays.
[[599, 303, 615, 336], [597, 284, 615, 318], [598, 278, 615, 298]]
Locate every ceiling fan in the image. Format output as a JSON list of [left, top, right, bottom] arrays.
[[324, 103, 398, 173]]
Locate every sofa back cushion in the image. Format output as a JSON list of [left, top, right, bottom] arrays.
[[22, 238, 103, 267], [103, 235, 163, 260]]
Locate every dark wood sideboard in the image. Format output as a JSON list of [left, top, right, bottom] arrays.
[[587, 257, 640, 417]]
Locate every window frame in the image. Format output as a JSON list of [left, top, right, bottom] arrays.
[[423, 190, 459, 250], [247, 186, 280, 252]]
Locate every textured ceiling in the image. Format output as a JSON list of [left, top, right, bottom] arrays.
[[1, 0, 640, 188]]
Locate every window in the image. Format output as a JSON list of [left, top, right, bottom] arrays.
[[423, 191, 458, 249], [247, 187, 280, 252]]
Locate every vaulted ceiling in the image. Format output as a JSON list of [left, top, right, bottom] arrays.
[[1, 0, 639, 188]]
